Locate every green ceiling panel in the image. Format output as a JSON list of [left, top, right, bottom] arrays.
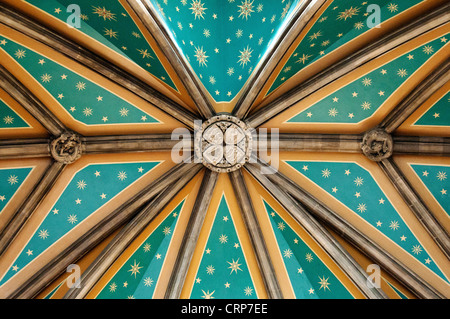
[[263, 200, 354, 299], [286, 161, 449, 283], [0, 161, 160, 286], [268, 0, 425, 95], [411, 164, 449, 217], [287, 35, 448, 124], [148, 0, 301, 102], [414, 91, 450, 126], [0, 167, 33, 214], [24, 0, 177, 90], [0, 36, 160, 126], [190, 195, 257, 299], [0, 98, 30, 128], [96, 199, 185, 299]]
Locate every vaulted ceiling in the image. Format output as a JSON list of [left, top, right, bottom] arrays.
[[0, 0, 448, 300]]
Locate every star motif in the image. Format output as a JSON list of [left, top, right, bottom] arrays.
[[128, 260, 143, 278], [227, 258, 243, 274]]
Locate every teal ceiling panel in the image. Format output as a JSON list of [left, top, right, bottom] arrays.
[[148, 0, 301, 102], [96, 199, 185, 299], [411, 164, 449, 216], [0, 167, 34, 214], [189, 195, 257, 299], [0, 36, 160, 126], [0, 161, 160, 286], [263, 200, 354, 299], [286, 35, 448, 124], [286, 161, 449, 283], [24, 0, 177, 90], [268, 0, 425, 95], [414, 91, 450, 127], [0, 98, 30, 129]]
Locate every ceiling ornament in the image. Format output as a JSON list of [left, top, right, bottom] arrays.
[[50, 132, 82, 164], [361, 128, 393, 162], [195, 114, 253, 173]]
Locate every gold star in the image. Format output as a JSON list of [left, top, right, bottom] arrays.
[[227, 258, 243, 274], [128, 260, 143, 278], [318, 276, 331, 291]]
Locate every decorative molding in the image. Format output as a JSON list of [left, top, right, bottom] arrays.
[[165, 169, 218, 299], [361, 128, 393, 162], [0, 138, 50, 159], [229, 169, 283, 299], [261, 133, 363, 153], [245, 161, 388, 299], [195, 114, 253, 173], [82, 134, 192, 154], [379, 158, 450, 260], [393, 136, 450, 156], [258, 159, 444, 299], [245, 3, 450, 128], [232, 0, 326, 119], [125, 0, 215, 119]]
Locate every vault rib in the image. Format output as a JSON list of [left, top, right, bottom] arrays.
[[257, 159, 445, 299], [245, 3, 450, 129], [0, 3, 198, 129], [232, 0, 327, 119], [126, 0, 215, 119], [165, 169, 218, 299], [0, 65, 66, 136], [229, 169, 283, 299], [245, 160, 388, 299]]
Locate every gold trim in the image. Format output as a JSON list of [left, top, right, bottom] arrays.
[[86, 171, 204, 299], [259, 25, 450, 134], [396, 82, 450, 136], [393, 155, 450, 233], [274, 151, 450, 297], [180, 173, 268, 299], [243, 169, 365, 299], [0, 152, 175, 297]]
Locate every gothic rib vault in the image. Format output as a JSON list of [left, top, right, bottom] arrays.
[[0, 0, 449, 299]]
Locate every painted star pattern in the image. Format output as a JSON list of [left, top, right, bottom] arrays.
[[264, 200, 353, 299], [190, 195, 257, 299], [0, 36, 159, 126], [287, 35, 449, 124], [411, 164, 449, 216], [24, 0, 176, 90], [286, 161, 448, 283], [414, 91, 450, 127], [0, 167, 33, 214], [0, 162, 160, 285], [0, 99, 29, 128], [148, 0, 300, 102], [97, 200, 184, 299], [269, 0, 425, 94]]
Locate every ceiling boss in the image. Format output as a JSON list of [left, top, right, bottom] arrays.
[[194, 114, 253, 173]]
